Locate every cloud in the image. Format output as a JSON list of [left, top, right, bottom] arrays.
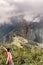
[[0, 0, 18, 24], [14, 0, 24, 3], [0, 0, 43, 24], [33, 18, 40, 22], [24, 14, 34, 22]]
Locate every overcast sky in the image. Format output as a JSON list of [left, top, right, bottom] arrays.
[[0, 0, 43, 24]]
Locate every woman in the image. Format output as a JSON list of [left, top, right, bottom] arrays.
[[1, 45, 14, 65]]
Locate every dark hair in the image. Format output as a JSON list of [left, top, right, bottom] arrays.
[[7, 48, 10, 52]]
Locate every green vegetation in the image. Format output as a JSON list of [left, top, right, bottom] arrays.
[[0, 31, 42, 65], [0, 43, 43, 65]]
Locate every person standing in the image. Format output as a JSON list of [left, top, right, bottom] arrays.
[[1, 46, 14, 65]]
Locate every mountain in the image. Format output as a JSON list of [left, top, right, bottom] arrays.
[[0, 21, 19, 41], [0, 15, 43, 43], [15, 18, 43, 43]]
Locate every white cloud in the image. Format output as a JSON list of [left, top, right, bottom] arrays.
[[14, 0, 24, 3], [0, 0, 18, 24], [24, 15, 33, 22], [0, 0, 43, 24], [33, 18, 40, 22]]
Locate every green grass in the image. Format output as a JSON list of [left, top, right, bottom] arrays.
[[0, 43, 43, 65]]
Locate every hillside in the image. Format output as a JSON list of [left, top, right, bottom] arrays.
[[15, 19, 43, 43], [0, 17, 43, 43], [0, 21, 18, 41], [0, 37, 43, 65], [0, 31, 43, 65]]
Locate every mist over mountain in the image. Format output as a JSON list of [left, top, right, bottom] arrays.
[[14, 15, 43, 43], [0, 14, 43, 43], [0, 18, 19, 41], [0, 15, 43, 43]]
